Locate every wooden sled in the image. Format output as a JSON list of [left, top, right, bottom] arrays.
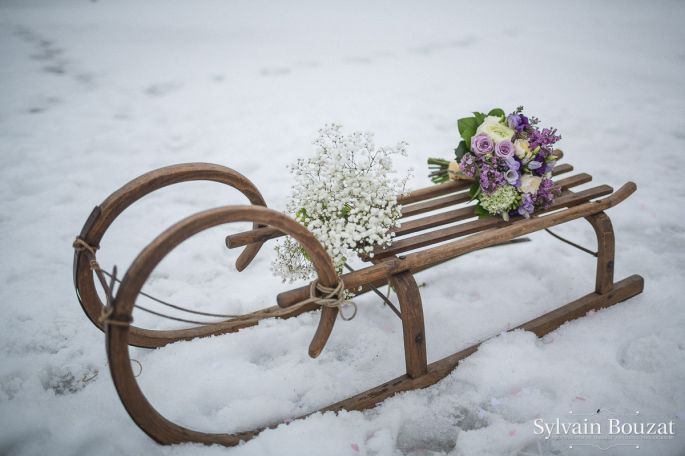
[[72, 157, 644, 446]]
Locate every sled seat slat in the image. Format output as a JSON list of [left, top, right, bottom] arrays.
[[393, 168, 582, 237], [372, 183, 612, 259], [396, 180, 470, 206]]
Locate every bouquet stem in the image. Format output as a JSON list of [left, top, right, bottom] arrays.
[[427, 157, 451, 184]]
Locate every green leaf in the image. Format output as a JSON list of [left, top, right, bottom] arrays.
[[454, 141, 468, 161], [473, 112, 486, 125], [341, 203, 352, 219], [299, 246, 311, 261], [295, 207, 308, 223], [468, 181, 481, 199], [457, 116, 479, 148], [487, 108, 505, 118], [474, 204, 491, 218]]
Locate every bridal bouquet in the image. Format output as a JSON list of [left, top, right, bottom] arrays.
[[273, 124, 410, 282], [428, 107, 561, 220]]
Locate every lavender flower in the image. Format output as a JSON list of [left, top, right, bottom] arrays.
[[528, 127, 561, 150], [507, 113, 530, 132], [471, 134, 495, 156], [538, 161, 555, 175], [530, 152, 548, 176], [459, 153, 477, 177], [495, 140, 515, 159], [479, 163, 506, 193], [533, 178, 558, 210], [517, 193, 534, 218]]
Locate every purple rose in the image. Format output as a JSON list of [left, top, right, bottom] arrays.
[[471, 134, 494, 156], [495, 140, 515, 159]]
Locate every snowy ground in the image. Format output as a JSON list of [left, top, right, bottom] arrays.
[[1, 1, 685, 455]]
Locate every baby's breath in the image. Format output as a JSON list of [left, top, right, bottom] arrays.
[[272, 124, 411, 282]]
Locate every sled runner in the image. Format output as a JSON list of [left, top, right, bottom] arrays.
[[72, 156, 644, 446]]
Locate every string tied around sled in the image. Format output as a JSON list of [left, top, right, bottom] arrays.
[[74, 237, 242, 325], [73, 237, 359, 324], [74, 237, 127, 327], [290, 278, 358, 321]]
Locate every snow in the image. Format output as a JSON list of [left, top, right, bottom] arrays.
[[1, 0, 684, 455]]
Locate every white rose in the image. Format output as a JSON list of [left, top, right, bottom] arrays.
[[476, 116, 515, 144], [514, 139, 531, 159], [519, 175, 542, 194]]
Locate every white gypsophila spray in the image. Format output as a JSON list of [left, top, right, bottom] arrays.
[[272, 124, 411, 283]]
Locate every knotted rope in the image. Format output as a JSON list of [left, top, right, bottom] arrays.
[[289, 279, 357, 321], [74, 237, 131, 328], [73, 237, 97, 257]]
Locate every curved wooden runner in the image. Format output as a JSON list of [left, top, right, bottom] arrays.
[[106, 205, 339, 445], [73, 163, 276, 348]]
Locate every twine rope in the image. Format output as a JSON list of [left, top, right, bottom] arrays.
[[74, 237, 130, 328], [74, 237, 357, 324], [74, 237, 240, 324], [289, 279, 357, 321], [544, 228, 597, 257]]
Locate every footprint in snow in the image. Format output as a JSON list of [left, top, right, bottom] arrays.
[[144, 82, 183, 97], [259, 67, 291, 76], [396, 416, 458, 455], [618, 334, 684, 373], [26, 96, 62, 115]]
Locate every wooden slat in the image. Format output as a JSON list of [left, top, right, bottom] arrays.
[[397, 180, 471, 205], [548, 162, 572, 175], [226, 226, 282, 249], [550, 172, 592, 191], [374, 184, 612, 258], [400, 191, 472, 218], [394, 206, 475, 236], [392, 170, 588, 238]]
